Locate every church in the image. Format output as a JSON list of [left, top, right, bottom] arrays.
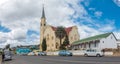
[[40, 6, 80, 51]]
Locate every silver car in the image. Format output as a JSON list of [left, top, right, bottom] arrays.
[[4, 50, 12, 60]]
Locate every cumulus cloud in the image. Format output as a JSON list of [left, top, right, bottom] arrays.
[[113, 0, 120, 7], [0, 0, 119, 48], [114, 32, 120, 39]]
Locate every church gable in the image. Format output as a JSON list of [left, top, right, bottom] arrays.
[[50, 26, 73, 36], [44, 25, 55, 37], [65, 27, 73, 36]]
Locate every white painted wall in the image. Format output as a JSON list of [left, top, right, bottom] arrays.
[[99, 34, 117, 50]]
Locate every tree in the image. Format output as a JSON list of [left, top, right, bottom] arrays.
[[42, 38, 47, 51], [5, 44, 10, 49], [60, 35, 70, 50], [59, 44, 66, 50], [63, 35, 69, 46], [4, 44, 12, 51], [55, 26, 66, 48]]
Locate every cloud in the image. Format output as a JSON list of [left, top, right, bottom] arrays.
[[0, 0, 119, 48], [89, 8, 95, 11], [114, 32, 120, 39], [94, 11, 102, 17], [10, 28, 27, 40], [113, 0, 120, 7]]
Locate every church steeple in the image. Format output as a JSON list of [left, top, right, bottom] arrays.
[[41, 5, 46, 19], [40, 4, 46, 51]]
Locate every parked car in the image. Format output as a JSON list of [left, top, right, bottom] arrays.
[[28, 52, 35, 56], [84, 49, 104, 57], [59, 50, 72, 56], [38, 52, 47, 56], [4, 50, 12, 60], [33, 50, 41, 55]]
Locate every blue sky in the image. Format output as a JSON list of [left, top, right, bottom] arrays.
[[0, 0, 120, 47], [85, 0, 120, 30], [77, 0, 120, 31]]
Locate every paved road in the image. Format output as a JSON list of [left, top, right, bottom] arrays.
[[2, 55, 120, 64]]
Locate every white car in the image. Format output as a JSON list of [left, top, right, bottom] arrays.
[[84, 49, 104, 57], [28, 52, 35, 56]]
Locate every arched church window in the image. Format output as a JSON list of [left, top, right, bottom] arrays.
[[47, 34, 49, 40], [52, 44, 54, 46], [71, 37, 73, 40], [44, 24, 46, 26], [41, 23, 42, 26], [52, 36, 54, 40]]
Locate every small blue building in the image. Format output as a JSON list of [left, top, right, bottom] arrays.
[[16, 48, 31, 55]]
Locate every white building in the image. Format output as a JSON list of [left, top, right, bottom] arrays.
[[117, 39, 120, 48], [72, 33, 118, 50]]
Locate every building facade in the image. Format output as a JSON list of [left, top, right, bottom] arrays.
[[40, 7, 80, 51], [117, 39, 120, 48], [72, 33, 118, 50]]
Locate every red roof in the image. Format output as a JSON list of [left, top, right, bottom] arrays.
[[65, 27, 73, 35], [51, 26, 73, 35]]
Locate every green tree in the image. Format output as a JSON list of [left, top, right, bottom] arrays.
[[59, 44, 66, 50], [60, 35, 70, 50], [55, 26, 66, 49], [5, 44, 10, 49], [4, 44, 12, 51], [42, 38, 47, 51], [63, 35, 69, 46]]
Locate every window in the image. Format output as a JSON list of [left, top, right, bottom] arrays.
[[52, 36, 54, 40], [47, 34, 49, 40], [44, 24, 46, 26], [52, 44, 54, 46], [71, 37, 73, 40], [41, 23, 42, 26], [94, 42, 97, 47], [74, 35, 77, 40], [81, 45, 82, 48], [84, 44, 86, 48], [103, 41, 104, 43], [89, 43, 91, 48]]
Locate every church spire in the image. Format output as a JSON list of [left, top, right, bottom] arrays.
[[41, 5, 46, 19]]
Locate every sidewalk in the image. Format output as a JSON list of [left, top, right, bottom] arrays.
[[0, 55, 2, 64]]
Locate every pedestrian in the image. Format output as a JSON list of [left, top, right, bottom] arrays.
[[2, 51, 4, 62]]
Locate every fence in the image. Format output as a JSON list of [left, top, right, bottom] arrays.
[[46, 50, 114, 56]]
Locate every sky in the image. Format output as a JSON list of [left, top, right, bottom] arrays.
[[0, 0, 120, 48]]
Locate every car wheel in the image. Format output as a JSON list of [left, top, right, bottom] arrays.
[[84, 54, 88, 57], [96, 54, 100, 57]]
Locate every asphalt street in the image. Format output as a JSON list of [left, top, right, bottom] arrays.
[[2, 55, 120, 64]]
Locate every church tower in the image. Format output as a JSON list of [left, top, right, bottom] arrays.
[[40, 6, 46, 50]]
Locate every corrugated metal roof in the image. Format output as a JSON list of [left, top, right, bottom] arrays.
[[72, 32, 112, 45]]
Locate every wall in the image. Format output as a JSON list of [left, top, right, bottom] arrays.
[[44, 25, 56, 51], [69, 26, 80, 44], [99, 34, 117, 50]]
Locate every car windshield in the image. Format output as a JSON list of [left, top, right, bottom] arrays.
[[4, 51, 11, 55]]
